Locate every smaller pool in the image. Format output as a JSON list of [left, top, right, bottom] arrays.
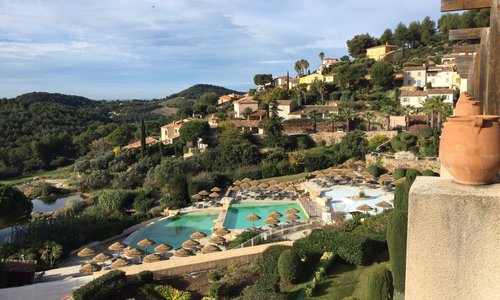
[[32, 194, 84, 213], [128, 211, 219, 252], [223, 202, 308, 229], [323, 186, 393, 217]]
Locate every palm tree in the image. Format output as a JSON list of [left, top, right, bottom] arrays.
[[422, 96, 449, 131], [297, 83, 308, 105], [300, 59, 310, 75], [294, 61, 302, 76], [308, 110, 320, 133], [316, 80, 327, 105], [325, 112, 337, 132], [380, 105, 398, 130], [340, 108, 356, 132], [319, 52, 325, 62], [361, 111, 374, 131], [401, 105, 416, 130]]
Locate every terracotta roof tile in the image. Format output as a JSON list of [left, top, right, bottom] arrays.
[[427, 88, 454, 94], [400, 90, 428, 97], [404, 66, 427, 71]]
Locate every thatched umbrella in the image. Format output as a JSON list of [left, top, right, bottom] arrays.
[[229, 186, 240, 191], [108, 241, 127, 252], [268, 180, 278, 185], [174, 248, 193, 257], [137, 238, 155, 247], [209, 192, 220, 198], [356, 204, 373, 212], [240, 182, 251, 189], [241, 178, 251, 183], [233, 180, 242, 186], [211, 187, 222, 192], [246, 213, 261, 227], [190, 231, 207, 240], [378, 174, 393, 184], [125, 248, 145, 258], [92, 252, 112, 264], [201, 244, 222, 254], [154, 243, 173, 254], [285, 186, 296, 193], [375, 201, 392, 210], [77, 248, 95, 261], [265, 217, 280, 225], [111, 258, 131, 269], [143, 253, 164, 263], [248, 186, 259, 192], [278, 182, 288, 189], [182, 239, 200, 249], [198, 190, 210, 196], [267, 186, 278, 192], [79, 263, 101, 275], [191, 194, 203, 201], [268, 211, 282, 218], [285, 207, 300, 214], [285, 214, 300, 222], [258, 182, 269, 189], [214, 227, 231, 236], [250, 180, 260, 186], [209, 235, 226, 244]]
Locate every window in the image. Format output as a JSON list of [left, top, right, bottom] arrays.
[[417, 80, 422, 87], [417, 72, 421, 76], [407, 80, 412, 85]]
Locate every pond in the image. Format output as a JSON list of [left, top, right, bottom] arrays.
[[32, 194, 84, 213]]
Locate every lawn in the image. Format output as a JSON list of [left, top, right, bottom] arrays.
[[260, 172, 309, 184], [0, 164, 74, 185]]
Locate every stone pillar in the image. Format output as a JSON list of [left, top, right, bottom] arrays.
[[405, 177, 500, 300]]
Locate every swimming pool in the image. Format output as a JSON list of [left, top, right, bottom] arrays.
[[223, 202, 308, 229], [127, 211, 219, 252], [322, 186, 393, 217]]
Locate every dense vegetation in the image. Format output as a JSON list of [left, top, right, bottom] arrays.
[[166, 84, 242, 100]]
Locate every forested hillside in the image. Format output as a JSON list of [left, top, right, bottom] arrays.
[[166, 84, 242, 100]]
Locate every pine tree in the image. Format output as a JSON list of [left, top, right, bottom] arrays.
[[140, 116, 146, 158], [263, 99, 286, 147]]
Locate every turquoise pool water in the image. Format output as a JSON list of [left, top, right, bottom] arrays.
[[129, 211, 218, 252], [223, 202, 308, 229]]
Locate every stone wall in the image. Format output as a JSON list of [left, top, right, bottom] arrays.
[[406, 177, 500, 299], [365, 153, 440, 172], [309, 130, 397, 146]]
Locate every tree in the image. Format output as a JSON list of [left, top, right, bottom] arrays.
[[253, 74, 273, 86], [370, 62, 395, 89], [299, 59, 310, 75], [393, 22, 408, 48], [380, 105, 399, 130], [39, 241, 63, 268], [140, 116, 146, 158], [179, 121, 210, 146], [294, 61, 302, 76], [278, 249, 302, 283], [325, 112, 339, 132], [361, 111, 375, 131], [162, 174, 190, 209], [387, 210, 408, 293], [340, 108, 356, 132], [422, 96, 450, 131], [337, 62, 369, 91], [380, 28, 394, 45], [0, 184, 32, 226], [264, 99, 286, 147], [307, 110, 320, 133], [318, 52, 325, 61], [346, 33, 378, 58], [314, 79, 327, 104], [407, 21, 422, 48], [420, 16, 436, 45], [366, 265, 394, 300]]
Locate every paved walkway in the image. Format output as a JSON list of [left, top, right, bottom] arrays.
[[0, 275, 92, 300]]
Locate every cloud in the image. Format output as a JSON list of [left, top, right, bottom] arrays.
[[0, 0, 442, 99]]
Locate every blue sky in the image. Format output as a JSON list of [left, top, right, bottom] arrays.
[[0, 0, 442, 100]]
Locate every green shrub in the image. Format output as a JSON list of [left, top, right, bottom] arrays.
[[386, 210, 408, 293], [278, 249, 303, 283], [366, 165, 387, 177], [141, 284, 192, 300], [392, 168, 406, 179], [254, 274, 280, 292], [405, 168, 420, 184], [241, 285, 287, 300], [393, 183, 409, 212], [366, 265, 394, 300], [227, 230, 260, 249], [138, 270, 154, 283], [207, 271, 221, 283], [421, 169, 438, 176], [258, 245, 291, 275], [390, 133, 417, 151], [73, 270, 127, 300], [368, 135, 389, 150], [208, 281, 229, 299], [261, 163, 279, 178]]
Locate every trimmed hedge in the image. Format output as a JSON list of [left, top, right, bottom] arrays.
[[208, 281, 229, 299], [73, 270, 126, 300], [387, 210, 408, 293], [366, 165, 387, 177], [303, 252, 335, 297], [366, 265, 394, 300], [141, 284, 192, 300], [278, 249, 303, 283], [241, 285, 287, 300], [254, 274, 280, 292], [392, 168, 406, 179], [422, 169, 438, 177], [292, 229, 374, 265], [390, 132, 417, 151], [138, 270, 154, 283], [258, 245, 291, 275]]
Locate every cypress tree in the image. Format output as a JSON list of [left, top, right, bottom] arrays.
[[366, 264, 394, 300], [140, 116, 146, 158], [386, 210, 408, 293]]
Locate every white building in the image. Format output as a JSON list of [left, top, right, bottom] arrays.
[[403, 66, 427, 88], [233, 96, 259, 118], [400, 89, 454, 108], [427, 66, 459, 89]]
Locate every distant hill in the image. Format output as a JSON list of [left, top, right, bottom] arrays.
[[166, 84, 243, 100]]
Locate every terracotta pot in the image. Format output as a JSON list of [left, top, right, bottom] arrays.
[[440, 115, 500, 185], [454, 92, 482, 116]]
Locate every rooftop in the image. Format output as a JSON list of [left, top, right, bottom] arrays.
[[427, 88, 454, 94], [278, 100, 295, 106], [124, 137, 158, 149], [400, 90, 428, 97], [404, 65, 427, 71], [227, 120, 262, 128], [235, 96, 258, 104]]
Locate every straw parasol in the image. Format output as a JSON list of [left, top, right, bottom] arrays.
[[182, 239, 200, 249], [233, 180, 242, 186], [79, 263, 101, 275], [201, 244, 222, 254], [198, 190, 210, 196], [174, 248, 193, 257], [211, 187, 222, 192], [214, 227, 231, 236], [191, 194, 203, 201], [154, 243, 173, 253], [267, 186, 278, 192], [209, 235, 226, 244], [258, 182, 269, 189], [242, 178, 251, 183], [265, 217, 280, 225], [245, 213, 261, 227], [143, 253, 164, 263], [285, 186, 296, 193], [285, 214, 300, 221], [92, 252, 112, 263], [108, 241, 127, 252], [375, 201, 392, 209], [240, 182, 251, 189], [285, 207, 300, 214], [356, 204, 373, 212], [268, 211, 283, 218], [77, 248, 95, 259], [278, 182, 288, 189], [125, 248, 145, 258], [250, 180, 260, 186], [268, 180, 277, 185], [111, 258, 131, 269], [229, 186, 240, 191], [190, 231, 207, 239], [378, 174, 393, 184], [137, 238, 155, 247], [209, 192, 220, 198], [248, 186, 259, 191]]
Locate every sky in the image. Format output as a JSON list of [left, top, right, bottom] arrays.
[[0, 0, 443, 100]]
